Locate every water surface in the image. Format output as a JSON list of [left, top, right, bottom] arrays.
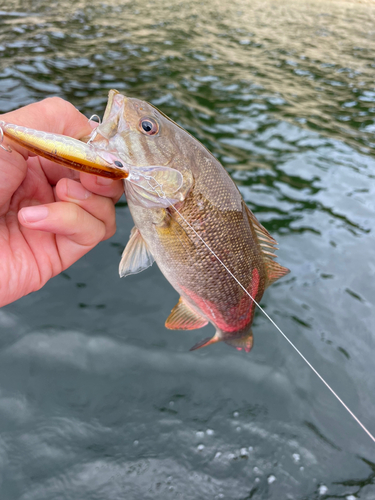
[[1, 0, 375, 498]]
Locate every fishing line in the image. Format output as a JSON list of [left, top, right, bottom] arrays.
[[138, 172, 375, 445]]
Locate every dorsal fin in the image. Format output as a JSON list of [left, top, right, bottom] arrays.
[[165, 297, 208, 330], [245, 205, 277, 246], [245, 205, 289, 286], [264, 259, 290, 287]]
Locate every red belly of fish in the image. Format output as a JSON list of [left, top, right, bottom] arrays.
[[181, 268, 260, 333]]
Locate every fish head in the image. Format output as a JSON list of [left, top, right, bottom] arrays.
[[92, 90, 183, 168], [90, 90, 194, 207]]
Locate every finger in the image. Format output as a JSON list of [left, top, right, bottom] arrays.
[[0, 146, 27, 214], [18, 200, 107, 271], [79, 172, 124, 204], [54, 178, 117, 240], [39, 160, 81, 186]]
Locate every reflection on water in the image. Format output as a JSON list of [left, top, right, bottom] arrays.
[[0, 0, 375, 498]]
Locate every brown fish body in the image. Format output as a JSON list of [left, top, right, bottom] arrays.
[[127, 152, 267, 351], [88, 90, 289, 351]]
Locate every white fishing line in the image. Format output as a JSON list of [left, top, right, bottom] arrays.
[[138, 173, 375, 445]]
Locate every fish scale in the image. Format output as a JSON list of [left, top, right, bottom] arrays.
[[163, 197, 265, 327]]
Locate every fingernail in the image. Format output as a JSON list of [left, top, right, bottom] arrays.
[[20, 206, 49, 223], [67, 181, 91, 200], [96, 176, 114, 186]]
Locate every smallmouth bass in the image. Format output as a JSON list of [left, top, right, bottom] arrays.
[[91, 90, 289, 352]]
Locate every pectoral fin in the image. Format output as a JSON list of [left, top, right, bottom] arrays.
[[119, 227, 154, 277], [126, 166, 185, 208], [165, 297, 208, 330]]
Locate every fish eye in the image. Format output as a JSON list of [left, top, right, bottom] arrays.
[[139, 117, 159, 136]]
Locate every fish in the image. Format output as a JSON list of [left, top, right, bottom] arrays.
[[87, 90, 290, 352], [1, 89, 290, 352]]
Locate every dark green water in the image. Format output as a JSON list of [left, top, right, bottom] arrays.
[[1, 0, 375, 498]]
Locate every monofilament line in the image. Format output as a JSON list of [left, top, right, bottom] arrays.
[[138, 173, 375, 445], [170, 203, 375, 444]]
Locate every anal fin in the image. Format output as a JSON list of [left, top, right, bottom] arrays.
[[119, 227, 154, 278], [165, 297, 208, 330], [190, 334, 220, 351]]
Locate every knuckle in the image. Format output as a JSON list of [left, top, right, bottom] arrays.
[[74, 208, 106, 246], [88, 220, 106, 245], [99, 198, 116, 222], [41, 96, 65, 107], [99, 223, 107, 241], [67, 202, 81, 226], [101, 202, 117, 240], [38, 97, 79, 132], [65, 196, 117, 244], [41, 96, 72, 113], [104, 221, 117, 241]]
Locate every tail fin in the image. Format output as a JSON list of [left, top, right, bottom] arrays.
[[224, 329, 253, 353]]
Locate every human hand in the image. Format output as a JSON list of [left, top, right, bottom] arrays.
[[0, 97, 124, 308]]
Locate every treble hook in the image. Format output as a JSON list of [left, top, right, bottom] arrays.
[[0, 125, 12, 153], [87, 115, 101, 145], [88, 114, 101, 125]]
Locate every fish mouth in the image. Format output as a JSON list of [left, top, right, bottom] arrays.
[[103, 90, 130, 134], [88, 90, 131, 146], [87, 90, 165, 169]]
